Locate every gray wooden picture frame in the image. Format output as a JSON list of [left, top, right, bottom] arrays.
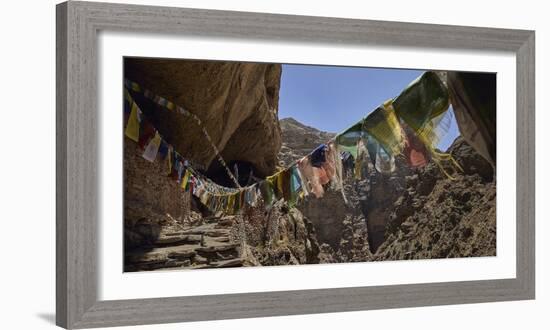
[[56, 1, 535, 328]]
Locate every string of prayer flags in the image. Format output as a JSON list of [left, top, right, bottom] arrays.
[[125, 79, 185, 115], [122, 70, 466, 218]]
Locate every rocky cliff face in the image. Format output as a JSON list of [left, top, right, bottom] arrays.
[[278, 118, 496, 262], [125, 58, 282, 177], [374, 138, 496, 260]]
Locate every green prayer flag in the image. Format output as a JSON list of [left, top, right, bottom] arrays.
[[392, 71, 450, 133]]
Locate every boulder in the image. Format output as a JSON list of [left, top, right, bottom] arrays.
[[124, 58, 282, 177]]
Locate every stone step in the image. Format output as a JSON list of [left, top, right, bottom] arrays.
[[168, 249, 197, 260], [154, 234, 202, 246], [166, 259, 192, 268], [214, 251, 239, 261], [195, 243, 239, 254], [210, 236, 231, 243], [125, 219, 244, 271], [215, 217, 235, 227], [126, 241, 241, 268], [171, 223, 232, 238], [158, 228, 231, 239], [193, 255, 208, 265], [125, 245, 198, 264], [208, 258, 243, 268], [125, 258, 193, 272], [203, 230, 230, 237]]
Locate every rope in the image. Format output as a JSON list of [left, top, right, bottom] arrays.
[[124, 79, 241, 188]]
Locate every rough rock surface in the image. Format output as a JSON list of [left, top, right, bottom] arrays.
[[237, 201, 321, 266], [124, 138, 193, 250], [125, 58, 282, 177], [374, 138, 496, 260]]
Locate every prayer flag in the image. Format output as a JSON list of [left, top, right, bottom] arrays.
[[157, 139, 169, 160], [375, 144, 396, 174], [335, 119, 364, 159], [392, 71, 450, 133], [138, 120, 156, 150], [401, 121, 430, 167], [142, 131, 162, 162], [181, 169, 191, 191], [363, 101, 405, 157], [124, 102, 140, 142], [259, 180, 274, 207]]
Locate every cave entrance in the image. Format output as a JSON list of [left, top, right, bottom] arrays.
[[205, 159, 261, 188]]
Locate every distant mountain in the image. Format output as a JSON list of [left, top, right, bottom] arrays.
[[277, 117, 336, 167]]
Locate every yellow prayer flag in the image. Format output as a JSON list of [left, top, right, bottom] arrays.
[[226, 194, 235, 214], [363, 100, 405, 156], [125, 102, 140, 142], [181, 169, 190, 190], [277, 173, 284, 198]]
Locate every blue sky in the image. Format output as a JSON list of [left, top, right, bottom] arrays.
[[278, 64, 459, 151]]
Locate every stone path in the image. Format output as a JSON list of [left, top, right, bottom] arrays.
[[124, 216, 243, 271]]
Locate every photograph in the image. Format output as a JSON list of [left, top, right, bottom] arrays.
[[122, 58, 496, 272]]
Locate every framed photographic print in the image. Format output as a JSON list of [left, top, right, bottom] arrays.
[[56, 1, 535, 328]]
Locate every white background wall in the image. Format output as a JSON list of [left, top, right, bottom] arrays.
[[0, 0, 547, 329]]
